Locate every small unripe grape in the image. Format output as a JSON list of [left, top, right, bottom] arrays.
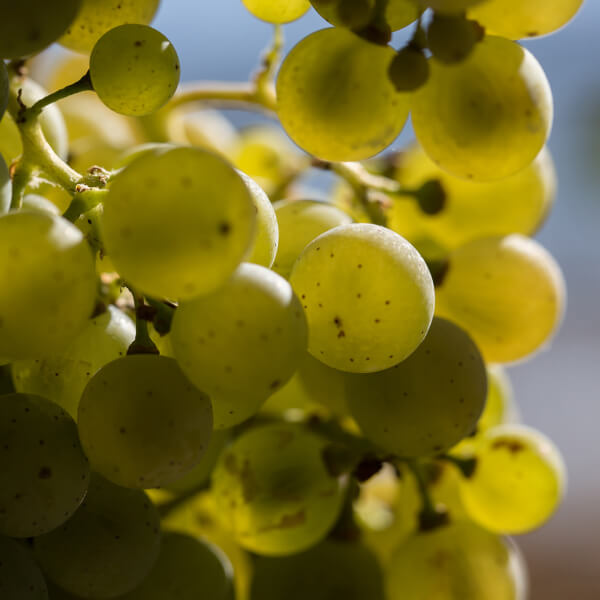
[[427, 14, 484, 64], [388, 46, 430, 92], [337, 0, 373, 29]]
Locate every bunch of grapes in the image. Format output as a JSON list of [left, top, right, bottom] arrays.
[[0, 0, 583, 598]]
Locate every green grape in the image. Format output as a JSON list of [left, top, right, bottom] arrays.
[[469, 0, 585, 40], [101, 146, 256, 300], [173, 109, 238, 157], [250, 539, 385, 600], [459, 424, 566, 534], [171, 263, 308, 429], [241, 0, 311, 23], [0, 0, 81, 58], [61, 0, 161, 53], [412, 36, 553, 181], [114, 142, 176, 169], [0, 62, 7, 121], [276, 28, 411, 161], [22, 194, 61, 216], [90, 24, 180, 117], [272, 199, 352, 279], [0, 536, 48, 599], [289, 223, 434, 373], [0, 212, 96, 361], [12, 305, 135, 419], [238, 171, 279, 268], [427, 13, 484, 64], [35, 474, 161, 599], [388, 46, 430, 92], [423, 0, 485, 13], [388, 145, 556, 250], [212, 422, 344, 555], [78, 355, 213, 489], [346, 318, 487, 457], [118, 533, 234, 600], [0, 393, 90, 538], [387, 520, 526, 600], [435, 234, 566, 363], [0, 154, 10, 215]]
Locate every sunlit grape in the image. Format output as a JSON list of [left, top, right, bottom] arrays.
[[427, 13, 484, 64], [423, 0, 485, 13], [242, 0, 311, 23], [173, 109, 238, 157], [0, 536, 48, 599]]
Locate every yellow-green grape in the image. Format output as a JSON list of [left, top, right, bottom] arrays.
[[272, 199, 352, 279], [241, 0, 310, 23], [0, 0, 81, 58], [239, 172, 279, 268], [115, 142, 176, 168], [171, 263, 308, 429], [250, 539, 385, 600], [423, 0, 485, 14], [0, 212, 96, 361], [0, 536, 48, 599], [347, 318, 486, 457], [102, 146, 256, 300], [427, 13, 484, 64], [388, 145, 556, 250], [412, 36, 553, 181], [21, 194, 61, 216], [0, 62, 7, 121], [0, 110, 22, 164], [78, 355, 213, 489], [459, 424, 566, 534], [276, 28, 411, 161], [469, 0, 585, 40], [61, 0, 161, 53], [212, 423, 344, 555], [289, 223, 434, 373], [90, 24, 180, 117], [35, 474, 161, 599], [171, 109, 238, 157], [388, 46, 430, 92], [118, 533, 234, 600], [0, 393, 90, 538], [12, 305, 135, 419], [435, 235, 566, 363], [387, 520, 526, 600], [0, 154, 10, 215]]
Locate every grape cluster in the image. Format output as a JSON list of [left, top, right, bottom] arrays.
[[0, 0, 582, 598]]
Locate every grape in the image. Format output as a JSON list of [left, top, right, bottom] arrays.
[[0, 62, 7, 122], [0, 212, 96, 361], [212, 422, 344, 555], [171, 263, 308, 429], [435, 234, 566, 363], [78, 355, 213, 489], [411, 36, 553, 181], [12, 305, 135, 419], [276, 28, 411, 161], [241, 0, 311, 23], [388, 46, 430, 92], [0, 0, 81, 59], [289, 223, 434, 373], [346, 317, 487, 457], [101, 146, 256, 300], [61, 0, 161, 53], [469, 0, 585, 40], [238, 171, 279, 268], [90, 24, 180, 117], [35, 474, 161, 599], [388, 145, 556, 251], [423, 0, 486, 13], [0, 154, 10, 215], [118, 532, 234, 600], [0, 536, 48, 599], [387, 520, 526, 600], [459, 424, 566, 534], [427, 13, 484, 64], [272, 199, 352, 279], [0, 393, 90, 538], [174, 109, 238, 157], [250, 539, 385, 600], [22, 194, 62, 216]]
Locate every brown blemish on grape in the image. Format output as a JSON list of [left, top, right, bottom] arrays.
[[261, 509, 306, 532], [240, 460, 258, 502], [492, 439, 525, 454], [38, 467, 52, 479], [333, 316, 343, 328], [219, 221, 231, 235]]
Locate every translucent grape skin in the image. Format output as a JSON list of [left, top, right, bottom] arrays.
[[78, 355, 213, 489], [0, 393, 90, 538], [212, 423, 345, 555], [0, 0, 81, 59], [35, 474, 161, 599], [0, 536, 48, 599], [101, 146, 256, 300], [459, 424, 566, 534], [0, 212, 97, 361], [276, 28, 411, 161], [272, 199, 353, 279], [0, 154, 10, 215], [435, 234, 566, 363], [289, 223, 435, 373], [241, 0, 311, 23], [347, 317, 487, 457], [60, 0, 161, 53], [412, 36, 553, 181], [251, 539, 385, 600], [90, 24, 180, 117], [12, 305, 135, 419], [171, 263, 308, 429]]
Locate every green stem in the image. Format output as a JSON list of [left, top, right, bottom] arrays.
[[158, 481, 210, 518], [145, 297, 176, 336], [406, 459, 449, 532], [439, 453, 478, 479], [127, 290, 159, 356]]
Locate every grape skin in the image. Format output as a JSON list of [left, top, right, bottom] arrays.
[[241, 0, 311, 23], [0, 154, 10, 215], [0, 62, 7, 122], [0, 536, 48, 599], [424, 0, 486, 13]]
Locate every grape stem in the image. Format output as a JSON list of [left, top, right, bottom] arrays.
[[405, 459, 450, 532], [439, 453, 478, 479], [126, 288, 160, 356]]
